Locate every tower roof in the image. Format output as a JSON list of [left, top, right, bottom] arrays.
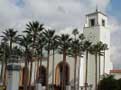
[[86, 10, 107, 17]]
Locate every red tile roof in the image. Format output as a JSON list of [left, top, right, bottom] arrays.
[[110, 70, 121, 73]]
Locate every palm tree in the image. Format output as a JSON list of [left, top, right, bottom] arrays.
[[96, 41, 104, 80], [0, 29, 19, 85], [58, 34, 72, 90], [71, 28, 79, 90], [68, 39, 80, 90], [98, 75, 117, 90], [24, 21, 44, 89], [90, 42, 104, 90], [12, 46, 23, 62], [90, 44, 98, 90], [72, 28, 79, 40], [18, 35, 32, 90], [0, 48, 4, 82], [43, 29, 56, 90], [51, 35, 59, 89], [0, 42, 7, 82], [36, 33, 46, 84], [24, 21, 44, 55], [77, 33, 85, 89], [83, 40, 92, 90], [1, 28, 19, 55], [102, 44, 108, 74]]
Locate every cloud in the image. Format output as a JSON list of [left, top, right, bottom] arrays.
[[0, 0, 120, 68]]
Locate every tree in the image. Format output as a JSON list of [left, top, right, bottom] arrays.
[[90, 42, 105, 90], [102, 44, 108, 74], [18, 35, 32, 90], [69, 39, 80, 90], [66, 29, 80, 90], [58, 34, 72, 90], [24, 21, 44, 90], [43, 29, 56, 90], [67, 33, 85, 90], [0, 29, 19, 85], [72, 28, 79, 40], [72, 29, 79, 90], [83, 40, 92, 90], [36, 34, 46, 83], [117, 78, 121, 90], [77, 33, 85, 89], [24, 21, 44, 55], [1, 28, 19, 55], [0, 42, 9, 83], [50, 35, 59, 90], [96, 41, 105, 80], [0, 45, 4, 82], [98, 75, 118, 90]]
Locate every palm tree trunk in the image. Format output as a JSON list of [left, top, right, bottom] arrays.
[[77, 56, 81, 90], [74, 53, 77, 90], [0, 60, 4, 81], [36, 57, 40, 82], [52, 49, 55, 90], [103, 51, 105, 74], [36, 53, 43, 83], [3, 63, 7, 85], [46, 50, 50, 90], [39, 56, 43, 79], [1, 47, 6, 83], [10, 40, 12, 55], [29, 61, 33, 90], [23, 57, 28, 90], [34, 60, 37, 83], [85, 51, 88, 90], [95, 53, 98, 90], [36, 49, 43, 83], [62, 49, 66, 90], [99, 53, 101, 80]]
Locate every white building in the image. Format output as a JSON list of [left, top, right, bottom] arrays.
[[80, 10, 113, 89]]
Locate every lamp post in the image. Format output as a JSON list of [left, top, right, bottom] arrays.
[[6, 55, 21, 90]]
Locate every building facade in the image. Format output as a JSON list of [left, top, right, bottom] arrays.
[[19, 54, 80, 89], [3, 10, 113, 90]]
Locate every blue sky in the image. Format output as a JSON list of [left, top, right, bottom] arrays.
[[15, 0, 24, 7], [107, 0, 121, 21]]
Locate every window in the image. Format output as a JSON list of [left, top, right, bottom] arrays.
[[102, 19, 105, 26], [90, 19, 95, 26]]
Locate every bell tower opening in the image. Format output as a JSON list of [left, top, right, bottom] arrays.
[[85, 10, 107, 28], [90, 19, 95, 26]]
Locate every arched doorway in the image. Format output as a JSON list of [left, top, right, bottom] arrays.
[[37, 66, 46, 86], [55, 62, 70, 90]]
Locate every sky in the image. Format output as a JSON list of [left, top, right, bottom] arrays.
[[0, 0, 120, 69]]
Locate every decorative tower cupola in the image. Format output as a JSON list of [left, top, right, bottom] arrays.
[[84, 9, 107, 28]]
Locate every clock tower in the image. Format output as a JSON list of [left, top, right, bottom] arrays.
[[83, 10, 113, 89]]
